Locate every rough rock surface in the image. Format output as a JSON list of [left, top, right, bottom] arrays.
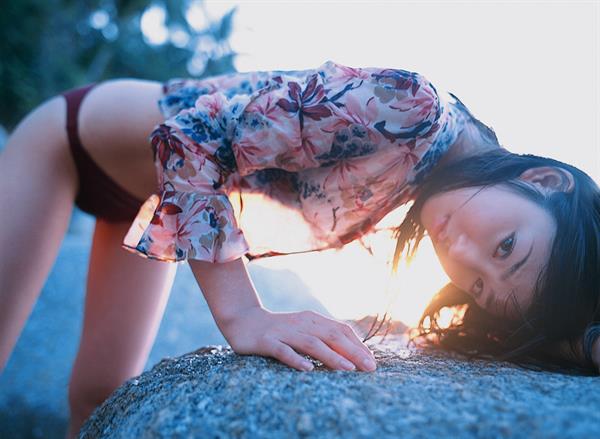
[[80, 343, 600, 439]]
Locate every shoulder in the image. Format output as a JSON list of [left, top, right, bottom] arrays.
[[319, 60, 435, 90], [316, 61, 442, 139]]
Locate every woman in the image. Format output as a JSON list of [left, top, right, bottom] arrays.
[[0, 60, 598, 437]]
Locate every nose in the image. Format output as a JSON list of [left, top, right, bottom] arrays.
[[446, 233, 481, 269], [434, 232, 486, 301]]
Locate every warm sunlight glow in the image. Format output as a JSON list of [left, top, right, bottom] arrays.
[[220, 1, 598, 329], [232, 191, 450, 328], [437, 307, 456, 330]]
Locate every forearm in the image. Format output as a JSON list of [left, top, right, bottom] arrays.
[[552, 336, 600, 372], [553, 338, 585, 364], [189, 257, 378, 373], [188, 257, 264, 338], [593, 338, 600, 370]]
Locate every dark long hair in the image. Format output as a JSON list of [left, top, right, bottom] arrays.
[[388, 146, 600, 375]]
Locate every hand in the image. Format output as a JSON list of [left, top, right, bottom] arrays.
[[220, 306, 377, 372], [592, 337, 600, 373]]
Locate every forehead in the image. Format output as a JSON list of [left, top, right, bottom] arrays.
[[456, 183, 538, 206], [449, 185, 555, 234]]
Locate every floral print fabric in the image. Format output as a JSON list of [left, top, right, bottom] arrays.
[[122, 60, 467, 263]]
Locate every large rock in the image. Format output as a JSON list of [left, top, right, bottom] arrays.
[[80, 344, 600, 439]]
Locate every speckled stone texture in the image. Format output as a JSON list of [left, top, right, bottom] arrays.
[[80, 344, 600, 439]]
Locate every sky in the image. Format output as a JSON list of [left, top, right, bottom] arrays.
[[146, 1, 600, 326]]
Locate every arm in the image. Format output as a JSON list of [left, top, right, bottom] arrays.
[[550, 335, 600, 373], [593, 338, 600, 371], [188, 257, 377, 372], [188, 257, 263, 329]]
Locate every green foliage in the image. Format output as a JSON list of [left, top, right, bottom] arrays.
[[0, 0, 238, 130]]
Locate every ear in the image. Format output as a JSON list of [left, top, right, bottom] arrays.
[[518, 166, 575, 194]]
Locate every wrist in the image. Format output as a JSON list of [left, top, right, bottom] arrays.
[[188, 257, 265, 337], [218, 305, 270, 345], [583, 324, 600, 367], [592, 337, 600, 369]]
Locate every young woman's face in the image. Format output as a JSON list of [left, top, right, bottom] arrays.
[[420, 185, 556, 318]]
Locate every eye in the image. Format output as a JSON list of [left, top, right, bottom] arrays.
[[494, 232, 516, 259], [471, 278, 484, 297]]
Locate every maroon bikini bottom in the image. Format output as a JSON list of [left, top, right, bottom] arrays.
[[62, 83, 146, 223]]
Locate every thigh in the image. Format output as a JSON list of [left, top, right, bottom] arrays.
[[0, 96, 77, 370], [68, 218, 177, 408], [78, 79, 166, 201]]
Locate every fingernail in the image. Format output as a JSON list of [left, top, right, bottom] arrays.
[[340, 359, 356, 371], [302, 361, 314, 371], [362, 358, 376, 371]]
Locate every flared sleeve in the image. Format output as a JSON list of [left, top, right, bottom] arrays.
[[122, 60, 459, 263], [121, 89, 255, 263]]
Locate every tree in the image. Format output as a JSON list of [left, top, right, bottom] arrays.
[[0, 0, 238, 130]]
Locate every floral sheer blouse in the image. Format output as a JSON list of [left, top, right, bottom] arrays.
[[122, 60, 468, 263]]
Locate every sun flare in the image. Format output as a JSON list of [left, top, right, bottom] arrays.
[[235, 194, 450, 328]]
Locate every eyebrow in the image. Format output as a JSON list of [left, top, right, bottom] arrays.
[[500, 242, 534, 282]]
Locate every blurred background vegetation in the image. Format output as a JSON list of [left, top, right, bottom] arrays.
[[0, 0, 238, 132]]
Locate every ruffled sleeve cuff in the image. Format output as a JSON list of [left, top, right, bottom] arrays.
[[121, 191, 250, 263]]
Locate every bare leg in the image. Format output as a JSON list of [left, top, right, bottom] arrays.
[[0, 96, 78, 371], [66, 219, 177, 438]]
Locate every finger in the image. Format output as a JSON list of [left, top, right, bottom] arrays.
[[316, 323, 377, 372], [301, 312, 376, 371], [290, 335, 358, 371], [339, 320, 376, 359], [303, 312, 374, 360], [267, 339, 314, 372]]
